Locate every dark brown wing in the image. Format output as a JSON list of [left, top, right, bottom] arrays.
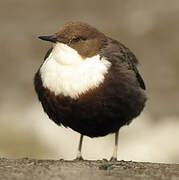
[[101, 38, 146, 90], [131, 63, 146, 90], [43, 48, 53, 61], [121, 44, 146, 90]]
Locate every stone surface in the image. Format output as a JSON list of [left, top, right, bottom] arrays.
[[0, 158, 179, 180]]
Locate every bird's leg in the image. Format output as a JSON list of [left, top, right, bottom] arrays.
[[75, 134, 84, 160], [110, 131, 119, 161]]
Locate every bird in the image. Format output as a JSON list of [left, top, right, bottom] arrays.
[[34, 21, 147, 161]]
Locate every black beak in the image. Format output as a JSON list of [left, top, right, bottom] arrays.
[[38, 35, 57, 43]]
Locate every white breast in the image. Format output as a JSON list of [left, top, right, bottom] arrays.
[[40, 43, 111, 99]]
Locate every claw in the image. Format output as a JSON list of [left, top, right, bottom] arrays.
[[74, 156, 84, 161], [110, 157, 117, 162]]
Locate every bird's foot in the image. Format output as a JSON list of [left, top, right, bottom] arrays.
[[109, 157, 117, 162], [74, 156, 84, 161]]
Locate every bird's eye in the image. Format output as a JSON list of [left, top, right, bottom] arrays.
[[70, 37, 86, 44], [72, 37, 81, 42]]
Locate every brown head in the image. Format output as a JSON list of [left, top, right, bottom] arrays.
[[39, 21, 108, 58]]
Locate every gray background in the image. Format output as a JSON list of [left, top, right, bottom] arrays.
[[0, 0, 179, 163]]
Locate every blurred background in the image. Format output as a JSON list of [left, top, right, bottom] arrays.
[[0, 0, 179, 163]]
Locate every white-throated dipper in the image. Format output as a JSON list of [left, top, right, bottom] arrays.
[[34, 21, 147, 161]]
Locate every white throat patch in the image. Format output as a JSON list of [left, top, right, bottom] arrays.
[[40, 43, 111, 99]]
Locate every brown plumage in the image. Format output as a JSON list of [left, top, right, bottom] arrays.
[[34, 21, 147, 160]]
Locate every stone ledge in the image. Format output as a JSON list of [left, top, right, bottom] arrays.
[[0, 158, 179, 180]]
